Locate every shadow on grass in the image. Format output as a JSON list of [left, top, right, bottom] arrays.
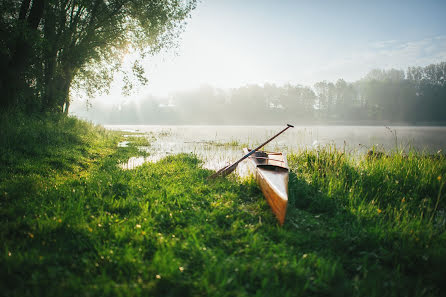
[[0, 225, 97, 296]]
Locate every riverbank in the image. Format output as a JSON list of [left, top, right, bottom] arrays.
[[1, 114, 445, 296]]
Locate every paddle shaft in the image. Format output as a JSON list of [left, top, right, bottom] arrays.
[[233, 125, 293, 166], [210, 124, 294, 178]]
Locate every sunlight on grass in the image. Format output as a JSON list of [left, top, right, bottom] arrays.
[[1, 115, 445, 296]]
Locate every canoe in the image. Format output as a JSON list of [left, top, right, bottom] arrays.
[[243, 148, 289, 225]]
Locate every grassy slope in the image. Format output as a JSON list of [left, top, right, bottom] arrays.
[[0, 115, 445, 296]]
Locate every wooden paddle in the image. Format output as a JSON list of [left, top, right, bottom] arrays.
[[209, 124, 294, 179]]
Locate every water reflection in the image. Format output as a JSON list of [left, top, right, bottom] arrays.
[[117, 141, 130, 147]]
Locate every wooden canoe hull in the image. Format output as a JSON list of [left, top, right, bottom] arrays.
[[243, 148, 289, 225]]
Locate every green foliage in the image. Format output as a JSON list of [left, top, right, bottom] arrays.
[[1, 116, 445, 296], [0, 0, 197, 113]]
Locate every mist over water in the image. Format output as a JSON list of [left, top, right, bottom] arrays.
[[107, 125, 446, 171], [107, 125, 446, 151]]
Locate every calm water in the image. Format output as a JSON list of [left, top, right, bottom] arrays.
[[105, 125, 446, 172]]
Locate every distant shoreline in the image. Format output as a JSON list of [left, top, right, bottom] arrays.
[[95, 120, 446, 127]]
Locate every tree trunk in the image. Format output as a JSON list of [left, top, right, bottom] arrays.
[[27, 0, 45, 29], [42, 65, 72, 113], [18, 0, 32, 20], [0, 0, 45, 110], [58, 74, 72, 113], [63, 99, 70, 114], [42, 3, 57, 112]]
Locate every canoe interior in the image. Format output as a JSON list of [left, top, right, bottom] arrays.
[[245, 149, 289, 170], [243, 148, 289, 225]]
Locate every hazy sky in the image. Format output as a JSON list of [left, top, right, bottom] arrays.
[[89, 0, 446, 104]]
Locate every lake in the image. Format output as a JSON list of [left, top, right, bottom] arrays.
[[105, 125, 446, 173]]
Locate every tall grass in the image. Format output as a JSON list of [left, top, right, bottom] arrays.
[[0, 112, 115, 178], [0, 114, 445, 296], [287, 146, 446, 296]]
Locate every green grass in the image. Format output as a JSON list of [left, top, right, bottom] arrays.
[[0, 114, 445, 296], [287, 147, 446, 296]]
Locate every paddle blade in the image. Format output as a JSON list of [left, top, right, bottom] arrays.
[[209, 163, 238, 179]]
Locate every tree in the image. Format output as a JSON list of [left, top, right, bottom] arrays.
[[279, 84, 316, 120], [0, 0, 197, 113], [314, 81, 335, 119]]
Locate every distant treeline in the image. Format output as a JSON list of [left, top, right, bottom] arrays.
[[73, 62, 446, 125]]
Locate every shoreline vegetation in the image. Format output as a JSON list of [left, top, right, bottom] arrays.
[[1, 114, 445, 296], [102, 120, 446, 127]]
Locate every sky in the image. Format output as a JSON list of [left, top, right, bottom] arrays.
[[83, 0, 446, 105]]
